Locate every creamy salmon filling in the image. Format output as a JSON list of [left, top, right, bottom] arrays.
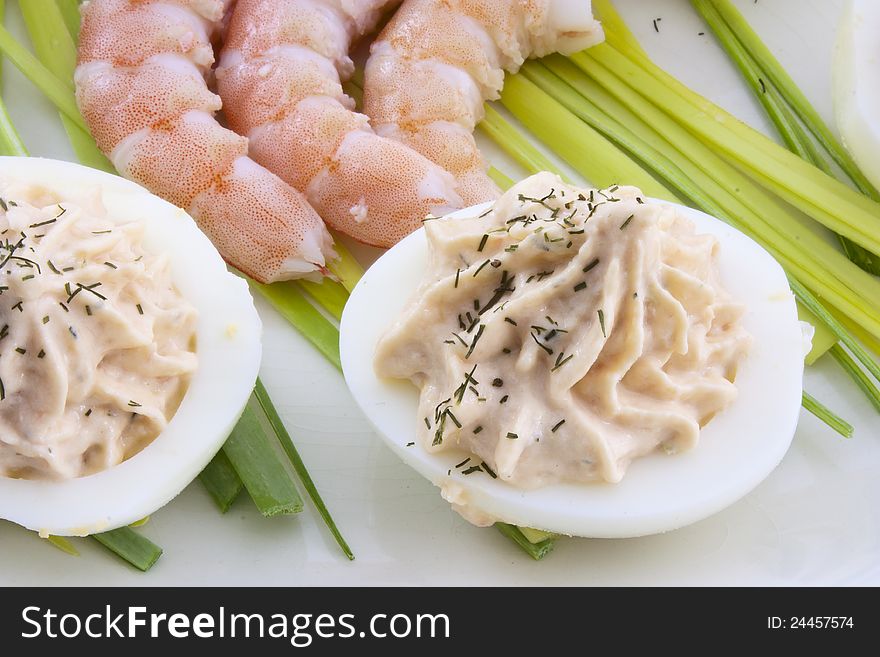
[[376, 172, 751, 489], [0, 183, 197, 480]]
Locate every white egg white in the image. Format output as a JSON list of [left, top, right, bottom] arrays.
[[0, 157, 262, 536], [834, 0, 880, 190], [340, 201, 804, 539]]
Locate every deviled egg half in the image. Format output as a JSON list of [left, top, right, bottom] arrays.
[[0, 157, 261, 536], [341, 172, 805, 539]]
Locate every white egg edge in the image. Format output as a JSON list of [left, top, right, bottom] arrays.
[[340, 200, 804, 539], [0, 157, 263, 537], [833, 0, 880, 190]]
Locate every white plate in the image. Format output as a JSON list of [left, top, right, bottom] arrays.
[[340, 200, 803, 538], [2, 0, 879, 585]]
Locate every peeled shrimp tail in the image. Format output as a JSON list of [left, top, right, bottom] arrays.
[[76, 0, 334, 283], [216, 0, 463, 248], [363, 0, 604, 205]]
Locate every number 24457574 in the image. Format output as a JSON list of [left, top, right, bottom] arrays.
[[768, 617, 854, 630]]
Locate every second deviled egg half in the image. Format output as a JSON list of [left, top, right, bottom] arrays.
[[342, 172, 805, 538]]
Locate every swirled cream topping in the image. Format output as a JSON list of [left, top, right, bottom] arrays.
[[0, 183, 197, 480], [375, 172, 751, 488]]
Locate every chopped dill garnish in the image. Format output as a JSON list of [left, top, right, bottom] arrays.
[[75, 282, 107, 302], [530, 331, 553, 355], [492, 378, 503, 387], [574, 281, 587, 292], [551, 419, 566, 432], [47, 260, 61, 275], [473, 259, 491, 277], [424, 417, 431, 429], [85, 408, 92, 417], [461, 465, 483, 475], [406, 442, 415, 447], [500, 395, 509, 404], [477, 234, 489, 252], [15, 347, 26, 355], [37, 349, 45, 359], [136, 303, 144, 315], [598, 309, 607, 337], [454, 364, 479, 404], [620, 214, 635, 230], [454, 268, 460, 288], [506, 432, 518, 440], [28, 216, 59, 229], [454, 457, 471, 469], [21, 274, 34, 281], [434, 397, 452, 423], [128, 400, 142, 408], [481, 462, 497, 479], [451, 332, 468, 347], [445, 409, 462, 429], [104, 262, 118, 269], [464, 324, 485, 359], [552, 354, 574, 372], [42, 316, 49, 324], [583, 258, 600, 273], [473, 426, 483, 434]]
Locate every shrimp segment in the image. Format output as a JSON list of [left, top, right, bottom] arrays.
[[363, 0, 605, 204], [217, 0, 464, 248], [76, 0, 334, 283]]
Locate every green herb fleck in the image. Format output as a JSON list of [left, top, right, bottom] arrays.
[[583, 258, 600, 273]]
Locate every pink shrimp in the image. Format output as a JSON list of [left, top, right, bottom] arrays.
[[363, 0, 604, 205], [76, 0, 335, 283], [215, 0, 464, 248]]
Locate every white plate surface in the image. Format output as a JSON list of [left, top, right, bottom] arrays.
[[2, 0, 879, 585]]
